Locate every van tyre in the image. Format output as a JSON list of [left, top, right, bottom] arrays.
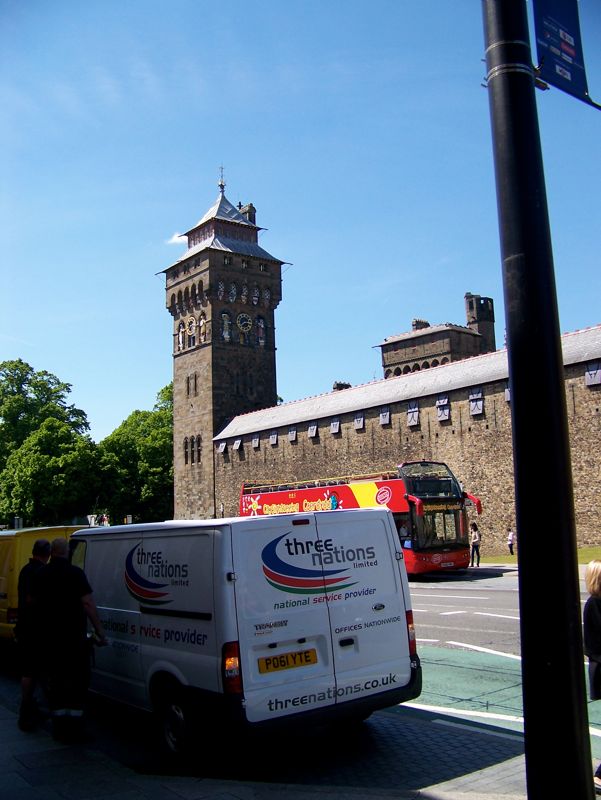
[[157, 689, 193, 758]]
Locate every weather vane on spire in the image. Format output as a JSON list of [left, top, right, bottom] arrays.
[[218, 165, 226, 195]]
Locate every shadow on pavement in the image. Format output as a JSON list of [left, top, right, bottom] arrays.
[[0, 638, 524, 794], [409, 566, 517, 584], [84, 693, 524, 792]]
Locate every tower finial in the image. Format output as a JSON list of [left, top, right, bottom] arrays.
[[218, 165, 226, 195]]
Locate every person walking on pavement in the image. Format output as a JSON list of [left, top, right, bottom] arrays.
[[583, 560, 601, 794], [506, 527, 516, 556], [32, 537, 108, 742], [15, 538, 51, 731], [470, 522, 481, 567]]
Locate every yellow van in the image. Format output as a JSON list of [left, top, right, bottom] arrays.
[[0, 526, 87, 640]]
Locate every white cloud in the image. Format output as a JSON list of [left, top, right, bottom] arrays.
[[166, 232, 186, 245]]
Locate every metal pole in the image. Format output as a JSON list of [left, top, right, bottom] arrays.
[[481, 2, 593, 798]]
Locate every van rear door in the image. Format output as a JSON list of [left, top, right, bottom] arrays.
[[231, 515, 337, 723], [314, 509, 414, 703]]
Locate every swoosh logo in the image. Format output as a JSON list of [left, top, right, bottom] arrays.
[[124, 543, 170, 605], [261, 534, 356, 595]]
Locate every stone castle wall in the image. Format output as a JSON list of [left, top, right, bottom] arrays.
[[214, 363, 601, 555]]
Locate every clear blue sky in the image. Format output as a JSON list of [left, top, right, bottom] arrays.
[[1, 1, 599, 442]]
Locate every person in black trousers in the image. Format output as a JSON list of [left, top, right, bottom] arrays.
[[15, 538, 51, 731], [583, 559, 601, 794], [469, 522, 481, 567], [32, 538, 107, 742]]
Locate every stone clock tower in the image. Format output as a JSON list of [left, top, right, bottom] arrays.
[[163, 180, 284, 518]]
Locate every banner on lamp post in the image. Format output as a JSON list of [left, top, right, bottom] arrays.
[[533, 0, 599, 108]]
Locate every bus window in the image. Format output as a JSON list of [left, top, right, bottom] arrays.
[[411, 510, 467, 550], [393, 513, 412, 547]]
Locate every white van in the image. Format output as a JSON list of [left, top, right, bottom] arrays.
[[71, 508, 421, 753]]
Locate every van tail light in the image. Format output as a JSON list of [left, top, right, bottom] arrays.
[[406, 611, 417, 657], [222, 641, 243, 694], [7, 608, 18, 625]]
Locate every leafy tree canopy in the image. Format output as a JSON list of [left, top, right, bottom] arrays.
[[0, 418, 104, 526], [98, 384, 173, 523], [0, 359, 88, 472]]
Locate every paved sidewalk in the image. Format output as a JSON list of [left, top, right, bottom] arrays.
[[1, 562, 591, 800], [0, 696, 529, 800]]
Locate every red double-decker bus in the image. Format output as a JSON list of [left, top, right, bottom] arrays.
[[239, 461, 482, 575]]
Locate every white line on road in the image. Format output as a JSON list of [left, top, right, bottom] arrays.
[[440, 611, 467, 616], [433, 719, 524, 742], [411, 594, 488, 600], [446, 641, 521, 660], [407, 701, 523, 723], [406, 702, 601, 740], [474, 612, 520, 621], [416, 638, 439, 643]]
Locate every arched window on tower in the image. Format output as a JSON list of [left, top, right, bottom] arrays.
[[183, 437, 189, 465], [190, 435, 196, 464], [196, 435, 201, 462]]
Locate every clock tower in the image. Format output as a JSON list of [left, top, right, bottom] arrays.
[[163, 180, 284, 518]]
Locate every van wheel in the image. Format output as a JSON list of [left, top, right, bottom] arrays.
[[158, 690, 192, 757]]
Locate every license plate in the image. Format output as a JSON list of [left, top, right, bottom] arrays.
[[441, 562, 455, 567], [258, 648, 318, 674]]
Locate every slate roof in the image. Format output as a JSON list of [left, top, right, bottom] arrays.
[[215, 324, 601, 441], [378, 323, 480, 347], [185, 192, 257, 232], [162, 191, 283, 271]]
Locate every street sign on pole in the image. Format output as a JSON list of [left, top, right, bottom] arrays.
[[533, 0, 600, 108]]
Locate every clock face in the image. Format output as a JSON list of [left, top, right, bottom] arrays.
[[186, 317, 196, 335], [236, 313, 252, 332]]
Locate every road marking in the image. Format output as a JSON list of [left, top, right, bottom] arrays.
[[407, 702, 601, 741], [417, 638, 439, 643], [446, 641, 521, 660], [407, 701, 523, 723], [412, 593, 488, 600], [474, 612, 520, 621], [440, 611, 466, 616], [433, 719, 524, 742]]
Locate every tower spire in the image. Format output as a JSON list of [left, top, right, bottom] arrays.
[[218, 165, 226, 195]]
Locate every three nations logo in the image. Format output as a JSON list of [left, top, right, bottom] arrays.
[[124, 543, 170, 604], [261, 534, 356, 595]]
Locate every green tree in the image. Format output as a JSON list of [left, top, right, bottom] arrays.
[[0, 418, 103, 526], [99, 384, 173, 523], [0, 359, 88, 473]]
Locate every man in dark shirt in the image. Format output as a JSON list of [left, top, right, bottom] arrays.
[[15, 538, 50, 731], [33, 537, 107, 742]]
